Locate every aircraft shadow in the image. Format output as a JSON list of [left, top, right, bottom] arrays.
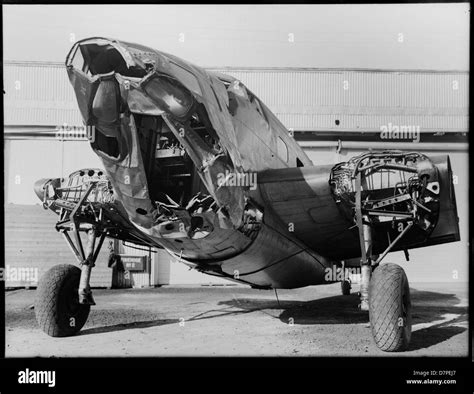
[[79, 319, 180, 335], [219, 287, 468, 351], [220, 293, 368, 324], [78, 307, 257, 336]]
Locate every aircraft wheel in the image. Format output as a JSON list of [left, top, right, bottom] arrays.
[[369, 263, 412, 352], [35, 264, 90, 337], [341, 280, 351, 295]]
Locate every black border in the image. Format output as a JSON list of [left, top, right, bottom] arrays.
[[1, 1, 472, 392]]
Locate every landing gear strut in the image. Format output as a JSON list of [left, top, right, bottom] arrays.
[[77, 228, 104, 305], [59, 182, 107, 307], [354, 196, 412, 351], [329, 152, 440, 351], [353, 166, 413, 351]]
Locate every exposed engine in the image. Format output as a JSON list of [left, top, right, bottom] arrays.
[[330, 151, 441, 240]]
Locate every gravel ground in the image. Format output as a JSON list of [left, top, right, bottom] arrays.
[[5, 282, 468, 357]]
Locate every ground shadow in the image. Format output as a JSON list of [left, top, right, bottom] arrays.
[[79, 319, 179, 335], [409, 322, 467, 351], [79, 306, 257, 336], [72, 286, 466, 352], [219, 287, 467, 351], [219, 293, 368, 324]]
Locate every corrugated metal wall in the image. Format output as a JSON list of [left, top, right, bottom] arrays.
[[4, 205, 113, 288], [4, 61, 468, 132], [4, 62, 83, 126], [4, 139, 103, 205], [213, 68, 468, 132]]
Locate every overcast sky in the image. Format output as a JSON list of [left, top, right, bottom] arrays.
[[3, 4, 470, 69]]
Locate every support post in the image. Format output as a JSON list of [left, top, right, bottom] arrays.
[[355, 171, 372, 311], [78, 228, 98, 305], [359, 218, 372, 311]]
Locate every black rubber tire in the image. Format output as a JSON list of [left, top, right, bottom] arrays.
[[341, 280, 351, 295], [35, 264, 90, 337], [369, 263, 412, 352]]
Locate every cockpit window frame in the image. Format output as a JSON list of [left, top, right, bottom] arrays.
[[168, 61, 203, 97], [277, 136, 289, 163], [247, 90, 269, 124]]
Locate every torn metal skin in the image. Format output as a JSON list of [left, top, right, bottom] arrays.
[[65, 37, 320, 284]]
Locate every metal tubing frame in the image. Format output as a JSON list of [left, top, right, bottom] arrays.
[[55, 181, 109, 305], [355, 172, 371, 310], [375, 221, 414, 266]]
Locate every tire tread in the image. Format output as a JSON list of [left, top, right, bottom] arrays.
[[369, 263, 411, 352], [35, 264, 90, 337]]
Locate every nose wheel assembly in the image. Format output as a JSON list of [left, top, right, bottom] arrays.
[[34, 169, 151, 337]]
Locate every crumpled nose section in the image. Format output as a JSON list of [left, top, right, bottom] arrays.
[[92, 76, 121, 133], [66, 63, 154, 229], [89, 76, 125, 160], [66, 63, 124, 160], [66, 68, 100, 126], [65, 37, 249, 234]]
